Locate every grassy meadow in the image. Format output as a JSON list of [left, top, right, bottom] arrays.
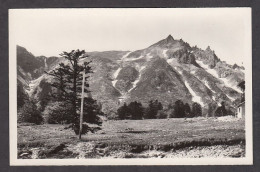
[[17, 116, 245, 159]]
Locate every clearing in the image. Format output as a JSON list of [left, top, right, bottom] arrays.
[[17, 116, 245, 159]]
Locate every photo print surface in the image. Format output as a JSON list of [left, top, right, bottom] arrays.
[[9, 8, 252, 165]]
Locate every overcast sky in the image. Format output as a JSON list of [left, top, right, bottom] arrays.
[[10, 8, 251, 65]]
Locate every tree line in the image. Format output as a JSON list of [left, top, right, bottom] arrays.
[[117, 99, 229, 120]]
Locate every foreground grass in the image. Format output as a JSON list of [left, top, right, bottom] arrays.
[[17, 116, 245, 158]]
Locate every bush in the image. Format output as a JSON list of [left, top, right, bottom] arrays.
[[156, 110, 168, 119], [43, 101, 74, 124], [73, 123, 101, 135], [107, 111, 118, 120], [19, 100, 43, 124]]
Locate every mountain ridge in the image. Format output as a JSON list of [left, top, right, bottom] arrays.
[[17, 35, 244, 116]]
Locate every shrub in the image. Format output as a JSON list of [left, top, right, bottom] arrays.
[[73, 123, 101, 135], [156, 110, 168, 119], [107, 111, 118, 120], [43, 101, 74, 124], [19, 100, 43, 124]]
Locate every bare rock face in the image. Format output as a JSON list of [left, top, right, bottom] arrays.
[[192, 46, 219, 68], [166, 34, 174, 43]]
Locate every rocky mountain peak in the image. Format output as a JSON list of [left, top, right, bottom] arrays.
[[166, 34, 174, 43], [206, 46, 213, 52]]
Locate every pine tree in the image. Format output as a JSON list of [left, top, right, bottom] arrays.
[[172, 100, 185, 118], [191, 102, 202, 117], [207, 102, 217, 117], [128, 101, 144, 120], [117, 103, 131, 120], [144, 100, 163, 119], [184, 103, 191, 117], [46, 49, 102, 134]]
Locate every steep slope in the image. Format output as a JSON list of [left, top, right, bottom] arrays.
[[17, 46, 60, 107], [129, 57, 192, 106], [17, 45, 59, 80], [86, 56, 122, 114]]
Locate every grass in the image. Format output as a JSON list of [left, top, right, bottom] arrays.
[[17, 117, 245, 158], [18, 124, 77, 149], [83, 117, 245, 146]]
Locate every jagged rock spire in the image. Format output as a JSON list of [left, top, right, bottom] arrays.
[[206, 46, 211, 51], [166, 34, 174, 43]]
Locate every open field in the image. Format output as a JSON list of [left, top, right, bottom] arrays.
[[17, 116, 245, 159]]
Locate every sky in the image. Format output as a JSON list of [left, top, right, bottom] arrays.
[[9, 8, 251, 65]]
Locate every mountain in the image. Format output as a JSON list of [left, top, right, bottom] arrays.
[[17, 35, 245, 116], [17, 45, 60, 91]]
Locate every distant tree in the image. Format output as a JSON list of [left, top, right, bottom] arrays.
[[172, 100, 185, 118], [157, 101, 163, 111], [128, 101, 144, 120], [191, 102, 202, 117], [117, 103, 131, 120], [214, 101, 227, 117], [46, 50, 102, 134], [184, 103, 191, 117], [144, 100, 163, 119], [144, 101, 156, 119], [19, 99, 43, 124], [207, 102, 217, 117]]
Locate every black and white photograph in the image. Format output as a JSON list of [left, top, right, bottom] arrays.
[[9, 8, 252, 165]]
